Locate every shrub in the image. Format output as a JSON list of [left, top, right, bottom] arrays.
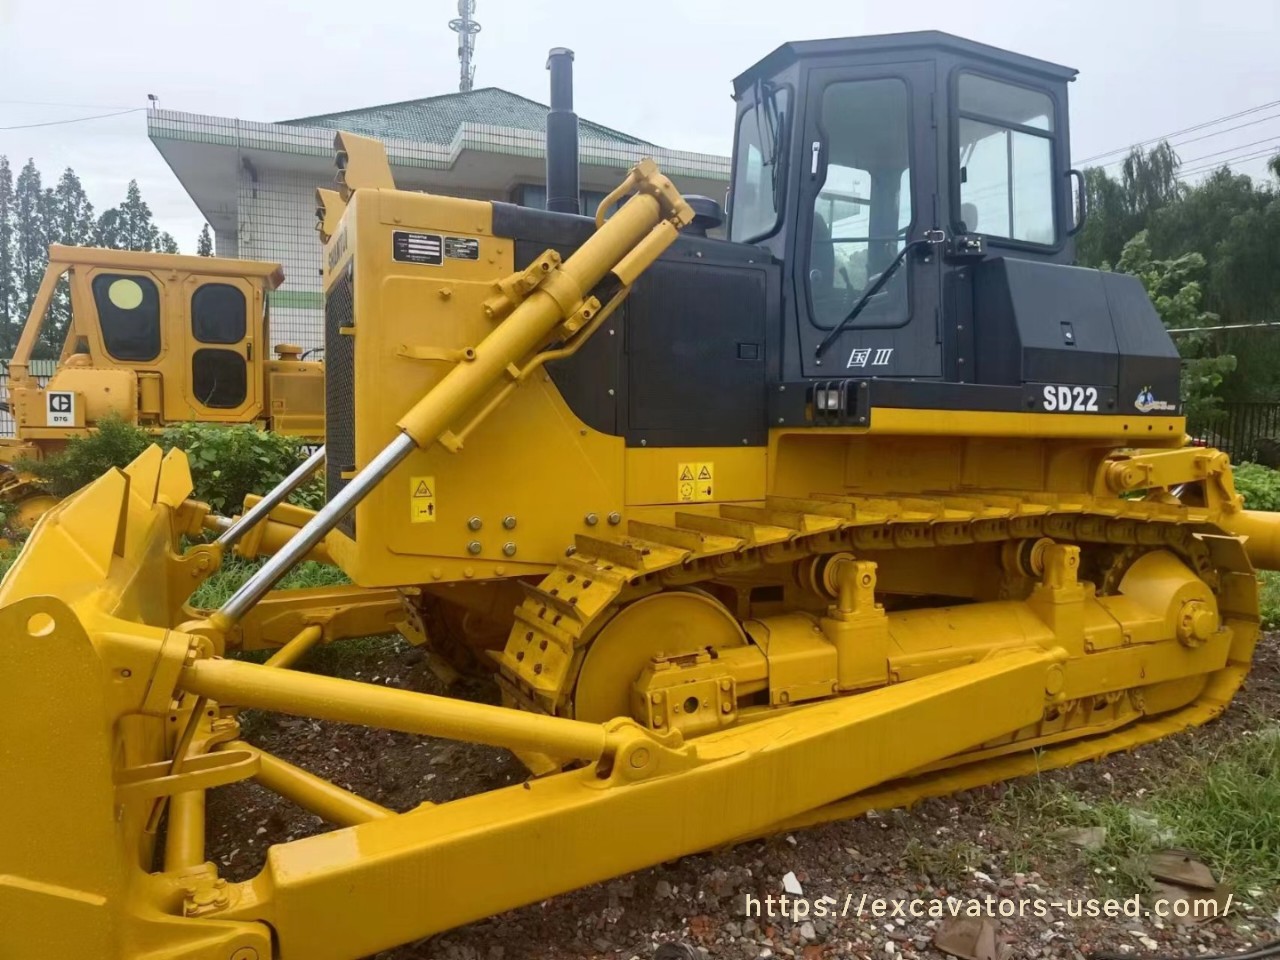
[[159, 422, 315, 514], [22, 418, 321, 515], [1233, 462, 1280, 513], [19, 414, 152, 497]]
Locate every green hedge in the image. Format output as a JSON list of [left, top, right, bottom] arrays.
[[21, 417, 322, 515]]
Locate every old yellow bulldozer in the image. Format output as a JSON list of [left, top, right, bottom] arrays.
[[0, 245, 325, 526], [2, 33, 1277, 960]]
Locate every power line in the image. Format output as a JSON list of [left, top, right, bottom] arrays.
[[0, 98, 135, 110], [1076, 97, 1280, 165], [1170, 321, 1280, 334], [0, 107, 144, 131], [1095, 112, 1280, 169], [1176, 147, 1280, 180], [1177, 135, 1280, 168]]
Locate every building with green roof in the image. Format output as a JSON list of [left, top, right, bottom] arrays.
[[148, 87, 730, 354]]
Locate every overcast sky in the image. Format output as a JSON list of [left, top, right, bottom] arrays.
[[2, 0, 1278, 251]]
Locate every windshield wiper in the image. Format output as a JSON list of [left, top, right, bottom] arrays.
[[814, 231, 945, 361]]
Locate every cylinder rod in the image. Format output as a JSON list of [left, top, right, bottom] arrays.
[[217, 432, 415, 624], [181, 656, 608, 761], [221, 740, 394, 826], [265, 624, 325, 670], [217, 445, 326, 549], [163, 790, 206, 870]]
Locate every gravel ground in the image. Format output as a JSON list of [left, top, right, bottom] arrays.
[[206, 637, 1280, 960]]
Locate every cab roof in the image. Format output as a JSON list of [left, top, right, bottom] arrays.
[[47, 244, 285, 289], [732, 31, 1078, 97]]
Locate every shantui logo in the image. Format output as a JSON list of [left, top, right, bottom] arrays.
[[1134, 386, 1177, 414]]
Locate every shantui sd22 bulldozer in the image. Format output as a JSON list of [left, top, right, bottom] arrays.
[[4, 32, 1280, 960], [0, 245, 325, 524]]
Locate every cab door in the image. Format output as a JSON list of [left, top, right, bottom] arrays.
[[181, 276, 262, 421], [794, 60, 941, 378]]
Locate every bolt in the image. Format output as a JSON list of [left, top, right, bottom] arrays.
[[467, 516, 482, 531], [585, 513, 599, 526], [230, 948, 260, 960], [467, 540, 482, 555], [607, 511, 621, 525], [629, 747, 651, 769], [502, 515, 517, 529], [503, 541, 517, 556], [120, 668, 132, 678]]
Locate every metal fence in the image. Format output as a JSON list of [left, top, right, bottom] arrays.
[[0, 360, 56, 440], [1197, 402, 1280, 465]]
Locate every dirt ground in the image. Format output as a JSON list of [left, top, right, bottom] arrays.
[[205, 638, 1280, 960]]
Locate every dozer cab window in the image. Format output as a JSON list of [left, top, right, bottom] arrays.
[[955, 73, 1056, 245], [729, 85, 789, 243], [191, 348, 248, 409], [91, 273, 161, 362], [806, 78, 912, 329], [191, 283, 247, 343]]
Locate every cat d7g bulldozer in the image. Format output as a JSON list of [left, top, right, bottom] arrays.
[[0, 245, 325, 526], [3, 33, 1278, 960]]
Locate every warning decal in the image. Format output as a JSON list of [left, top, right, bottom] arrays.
[[411, 475, 436, 523], [677, 462, 714, 503]]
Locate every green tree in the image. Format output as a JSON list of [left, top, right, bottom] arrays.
[[1114, 231, 1235, 429], [39, 169, 99, 355], [1077, 143, 1183, 269], [13, 161, 48, 330], [0, 158, 15, 353], [196, 223, 213, 257], [95, 180, 178, 254]]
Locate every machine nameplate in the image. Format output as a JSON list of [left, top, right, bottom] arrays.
[[392, 231, 443, 266], [46, 390, 75, 427]]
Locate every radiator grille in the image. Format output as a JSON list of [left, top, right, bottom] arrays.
[[324, 264, 356, 538]]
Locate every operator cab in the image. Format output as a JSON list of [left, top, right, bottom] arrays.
[[730, 32, 1081, 380], [728, 32, 1178, 422]]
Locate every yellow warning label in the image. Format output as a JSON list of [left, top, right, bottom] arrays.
[[676, 461, 714, 503], [411, 475, 436, 523]]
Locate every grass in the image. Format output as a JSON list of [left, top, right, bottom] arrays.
[[186, 556, 405, 674], [186, 556, 351, 608], [1261, 570, 1280, 629], [997, 722, 1280, 900]]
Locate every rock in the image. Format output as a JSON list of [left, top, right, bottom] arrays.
[[742, 919, 759, 937], [933, 916, 1005, 960], [1147, 850, 1217, 890], [799, 922, 816, 942], [655, 880, 674, 899], [782, 871, 804, 896], [723, 922, 743, 939]]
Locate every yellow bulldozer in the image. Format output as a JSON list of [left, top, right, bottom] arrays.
[[2, 33, 1277, 960], [0, 244, 325, 525]]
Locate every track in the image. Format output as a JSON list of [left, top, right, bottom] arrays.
[[496, 486, 1261, 812]]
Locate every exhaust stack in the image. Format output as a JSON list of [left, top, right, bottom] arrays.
[[545, 47, 580, 215]]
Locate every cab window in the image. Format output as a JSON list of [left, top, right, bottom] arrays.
[[806, 77, 912, 328], [192, 283, 246, 343], [91, 274, 161, 361], [956, 73, 1057, 245], [192, 349, 247, 408], [729, 86, 789, 243]]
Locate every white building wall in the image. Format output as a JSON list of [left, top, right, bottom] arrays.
[[236, 168, 326, 354]]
